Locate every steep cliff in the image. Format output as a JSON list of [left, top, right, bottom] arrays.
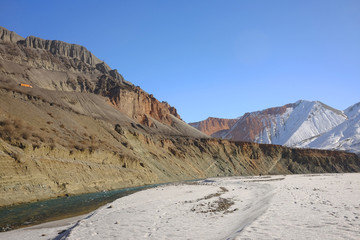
[[23, 36, 102, 67], [108, 85, 181, 126], [0, 26, 196, 136]]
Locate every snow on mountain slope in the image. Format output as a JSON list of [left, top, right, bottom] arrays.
[[306, 102, 360, 153], [345, 102, 360, 119], [222, 100, 347, 147], [276, 101, 347, 146], [222, 104, 294, 143], [191, 100, 360, 152]]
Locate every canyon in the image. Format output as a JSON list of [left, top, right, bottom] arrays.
[[1, 26, 359, 207]]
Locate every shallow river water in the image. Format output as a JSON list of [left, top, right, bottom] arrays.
[[0, 184, 158, 231]]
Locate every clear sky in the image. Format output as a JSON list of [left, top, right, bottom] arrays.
[[1, 0, 359, 123]]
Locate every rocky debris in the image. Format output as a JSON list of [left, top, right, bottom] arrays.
[[187, 187, 235, 214]]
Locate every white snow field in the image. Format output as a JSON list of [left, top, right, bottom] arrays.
[[306, 102, 360, 154], [1, 173, 360, 240]]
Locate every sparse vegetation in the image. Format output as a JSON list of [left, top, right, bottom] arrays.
[[21, 132, 29, 140], [7, 151, 21, 163], [0, 116, 63, 151], [115, 124, 124, 134], [74, 144, 85, 151], [31, 133, 45, 142]]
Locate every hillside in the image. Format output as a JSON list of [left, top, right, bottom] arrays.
[[1, 26, 360, 207], [0, 26, 207, 138]]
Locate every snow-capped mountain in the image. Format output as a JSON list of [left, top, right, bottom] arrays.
[[224, 100, 347, 146], [190, 100, 360, 153], [305, 102, 360, 153]]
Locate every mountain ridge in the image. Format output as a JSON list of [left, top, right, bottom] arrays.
[[191, 100, 359, 153], [0, 26, 198, 134]]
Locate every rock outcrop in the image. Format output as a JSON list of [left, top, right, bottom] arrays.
[[108, 86, 181, 126], [22, 36, 102, 67], [0, 26, 24, 43]]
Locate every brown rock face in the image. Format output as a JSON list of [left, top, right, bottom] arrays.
[[189, 117, 238, 137], [108, 86, 181, 126]]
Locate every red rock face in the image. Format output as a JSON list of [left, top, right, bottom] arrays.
[[227, 104, 294, 141], [108, 86, 181, 127], [259, 104, 293, 116], [192, 104, 294, 141], [189, 117, 238, 137]]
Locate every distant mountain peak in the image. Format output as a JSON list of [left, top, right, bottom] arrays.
[[192, 100, 351, 150], [345, 102, 360, 119]]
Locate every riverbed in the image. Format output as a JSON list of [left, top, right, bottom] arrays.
[[1, 173, 359, 239]]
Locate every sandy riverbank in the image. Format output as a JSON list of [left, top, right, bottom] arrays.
[[1, 173, 359, 239]]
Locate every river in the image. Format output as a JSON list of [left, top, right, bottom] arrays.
[[0, 184, 159, 231]]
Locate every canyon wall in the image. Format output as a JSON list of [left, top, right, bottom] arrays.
[[1, 125, 359, 207]]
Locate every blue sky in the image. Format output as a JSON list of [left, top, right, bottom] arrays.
[[1, 0, 359, 122]]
